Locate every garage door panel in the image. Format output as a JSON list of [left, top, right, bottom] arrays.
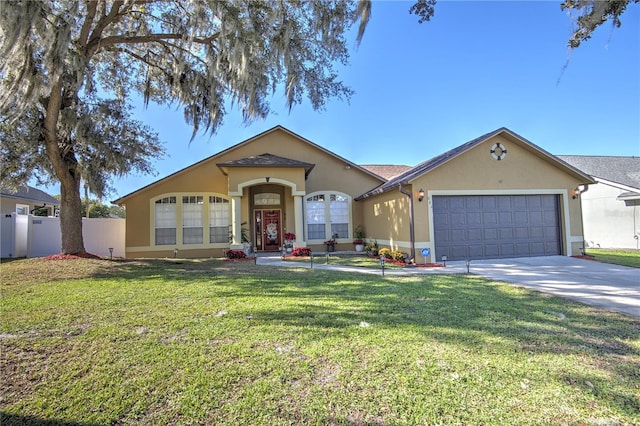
[[529, 226, 544, 239], [451, 229, 466, 241], [483, 212, 498, 224], [499, 212, 513, 224], [515, 227, 529, 239], [451, 213, 466, 226], [465, 196, 481, 209], [500, 244, 515, 256], [527, 196, 542, 208], [468, 228, 482, 240], [434, 213, 449, 226], [433, 195, 561, 260], [529, 211, 543, 225], [450, 197, 466, 209], [513, 196, 528, 209], [451, 245, 467, 259], [482, 196, 497, 209], [484, 228, 498, 240], [467, 212, 481, 225], [468, 245, 484, 258], [499, 228, 513, 239], [514, 211, 528, 224], [484, 244, 500, 257]]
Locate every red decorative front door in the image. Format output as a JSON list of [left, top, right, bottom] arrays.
[[255, 210, 281, 251]]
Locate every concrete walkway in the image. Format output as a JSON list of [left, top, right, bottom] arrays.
[[256, 254, 640, 317]]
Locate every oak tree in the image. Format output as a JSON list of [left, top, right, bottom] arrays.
[[0, 0, 371, 254]]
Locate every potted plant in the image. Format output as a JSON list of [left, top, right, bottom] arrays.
[[352, 225, 365, 252], [365, 239, 378, 257], [324, 233, 338, 252], [284, 232, 296, 253]]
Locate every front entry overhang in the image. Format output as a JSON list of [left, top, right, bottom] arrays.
[[217, 153, 312, 249]]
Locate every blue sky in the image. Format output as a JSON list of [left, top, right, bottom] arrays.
[[48, 1, 640, 200]]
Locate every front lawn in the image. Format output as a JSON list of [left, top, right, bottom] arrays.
[[585, 248, 640, 268], [1, 258, 638, 425]]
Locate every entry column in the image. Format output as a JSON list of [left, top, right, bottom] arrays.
[[230, 196, 244, 250], [293, 195, 306, 248]]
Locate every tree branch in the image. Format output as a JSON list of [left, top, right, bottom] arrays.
[[78, 1, 98, 50], [96, 32, 220, 52]]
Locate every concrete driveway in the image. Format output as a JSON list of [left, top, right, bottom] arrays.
[[445, 256, 639, 317]]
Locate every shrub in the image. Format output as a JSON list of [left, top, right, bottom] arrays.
[[226, 249, 246, 259], [292, 248, 311, 257], [390, 250, 405, 261], [379, 248, 391, 259]]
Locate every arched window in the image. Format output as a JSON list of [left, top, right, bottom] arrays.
[[305, 191, 351, 241]]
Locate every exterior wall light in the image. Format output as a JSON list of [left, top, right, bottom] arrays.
[[418, 188, 425, 202], [572, 184, 587, 199], [572, 187, 581, 199]]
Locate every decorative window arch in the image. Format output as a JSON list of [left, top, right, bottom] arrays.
[[304, 191, 352, 242], [151, 193, 230, 246]]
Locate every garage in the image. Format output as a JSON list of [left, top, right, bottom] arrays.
[[433, 194, 562, 260]]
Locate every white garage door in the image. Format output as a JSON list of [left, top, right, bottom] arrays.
[[433, 195, 561, 260]]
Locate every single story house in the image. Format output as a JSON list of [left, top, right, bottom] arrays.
[[557, 156, 640, 250], [114, 126, 594, 263], [1, 185, 59, 217]]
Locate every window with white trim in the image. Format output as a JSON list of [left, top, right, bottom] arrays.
[[305, 194, 326, 240], [182, 196, 204, 244], [305, 192, 351, 241], [16, 204, 29, 215], [209, 196, 230, 243], [330, 194, 349, 238], [155, 197, 176, 245]]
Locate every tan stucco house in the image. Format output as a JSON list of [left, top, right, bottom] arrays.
[[114, 126, 594, 263]]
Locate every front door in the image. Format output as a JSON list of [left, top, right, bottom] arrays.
[[254, 209, 281, 251]]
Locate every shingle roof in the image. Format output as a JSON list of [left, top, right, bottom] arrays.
[[0, 185, 59, 205], [217, 153, 316, 177], [557, 156, 640, 191], [360, 165, 413, 180]]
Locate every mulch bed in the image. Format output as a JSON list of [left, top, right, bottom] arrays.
[[44, 253, 102, 260], [411, 263, 445, 268], [572, 255, 596, 261]]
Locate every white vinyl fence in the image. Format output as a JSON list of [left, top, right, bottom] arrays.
[[1, 213, 125, 258]]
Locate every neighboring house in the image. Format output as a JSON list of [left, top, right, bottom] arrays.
[[558, 156, 640, 249], [1, 185, 60, 258], [114, 126, 594, 262], [0, 185, 59, 217]]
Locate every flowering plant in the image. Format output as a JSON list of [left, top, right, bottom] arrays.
[[284, 232, 296, 241], [292, 247, 312, 257], [226, 249, 246, 259], [323, 233, 339, 245]]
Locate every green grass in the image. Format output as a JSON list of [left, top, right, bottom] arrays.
[[1, 258, 639, 425], [585, 248, 640, 268]]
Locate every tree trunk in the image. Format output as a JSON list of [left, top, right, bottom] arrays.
[[42, 80, 87, 255], [59, 167, 86, 254]]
